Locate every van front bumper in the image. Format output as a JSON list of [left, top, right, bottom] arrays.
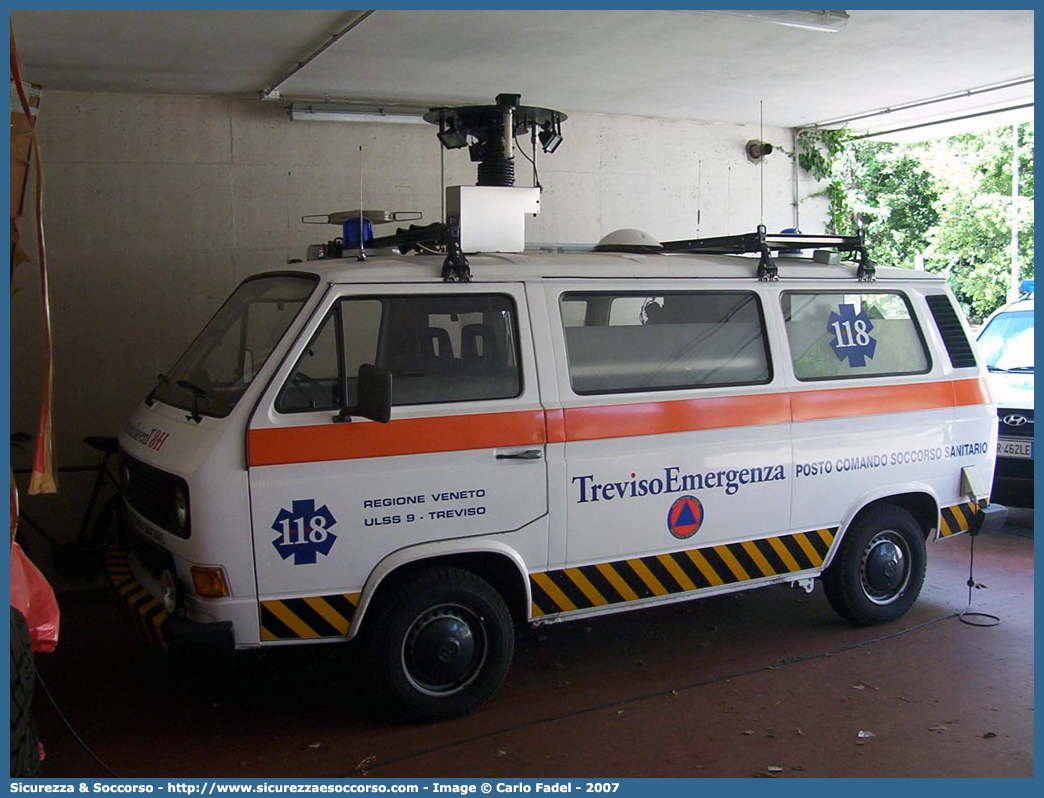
[[106, 547, 234, 659]]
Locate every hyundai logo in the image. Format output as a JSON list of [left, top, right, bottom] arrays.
[[1002, 414, 1033, 427]]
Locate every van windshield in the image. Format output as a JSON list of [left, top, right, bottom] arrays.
[[977, 309, 1034, 373], [152, 274, 318, 418]]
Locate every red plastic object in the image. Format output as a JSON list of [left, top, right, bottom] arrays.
[[10, 541, 60, 653]]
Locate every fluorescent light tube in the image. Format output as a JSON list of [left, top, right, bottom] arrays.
[[699, 10, 850, 33], [289, 105, 429, 125]]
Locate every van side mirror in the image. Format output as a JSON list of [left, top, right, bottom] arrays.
[[333, 364, 392, 424]]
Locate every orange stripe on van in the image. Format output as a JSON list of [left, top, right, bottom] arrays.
[[544, 409, 567, 443], [249, 379, 990, 466], [790, 379, 986, 423], [249, 410, 546, 467], [952, 377, 992, 407], [562, 392, 793, 442]]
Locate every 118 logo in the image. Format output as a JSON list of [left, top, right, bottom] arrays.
[[270, 499, 338, 565]]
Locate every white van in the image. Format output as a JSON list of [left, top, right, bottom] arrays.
[[976, 281, 1034, 502], [109, 229, 1005, 721]]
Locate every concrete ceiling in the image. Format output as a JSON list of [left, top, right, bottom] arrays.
[[11, 9, 1035, 140]]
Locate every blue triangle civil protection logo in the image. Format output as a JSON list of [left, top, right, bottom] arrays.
[[667, 495, 704, 540]]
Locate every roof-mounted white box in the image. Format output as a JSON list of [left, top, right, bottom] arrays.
[[446, 185, 540, 253]]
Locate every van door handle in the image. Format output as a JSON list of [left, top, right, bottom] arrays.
[[496, 449, 543, 460]]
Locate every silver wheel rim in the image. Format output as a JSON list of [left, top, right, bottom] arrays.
[[859, 530, 911, 605]]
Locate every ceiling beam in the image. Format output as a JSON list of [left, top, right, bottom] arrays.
[[259, 10, 375, 101], [805, 75, 1034, 130]]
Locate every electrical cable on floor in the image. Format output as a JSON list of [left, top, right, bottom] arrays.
[[361, 612, 958, 776], [34, 666, 121, 778], [958, 529, 1001, 627]]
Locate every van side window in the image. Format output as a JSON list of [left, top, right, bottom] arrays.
[[782, 292, 930, 381], [276, 302, 358, 413], [277, 294, 521, 413], [381, 294, 520, 404], [560, 291, 772, 395]]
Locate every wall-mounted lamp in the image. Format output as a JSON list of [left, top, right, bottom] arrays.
[[289, 103, 429, 125], [745, 139, 774, 163]]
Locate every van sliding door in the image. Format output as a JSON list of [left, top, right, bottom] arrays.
[[536, 284, 795, 617]]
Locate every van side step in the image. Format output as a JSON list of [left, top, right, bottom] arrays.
[[530, 526, 839, 618]]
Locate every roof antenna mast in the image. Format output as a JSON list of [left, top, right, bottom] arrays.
[[696, 159, 702, 234], [759, 100, 765, 228], [357, 145, 367, 262]]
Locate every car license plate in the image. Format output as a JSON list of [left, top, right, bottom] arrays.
[[998, 438, 1033, 459]]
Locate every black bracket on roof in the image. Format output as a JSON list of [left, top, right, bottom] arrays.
[[440, 219, 472, 282], [758, 231, 778, 282], [661, 225, 876, 281], [367, 220, 470, 282], [853, 240, 876, 282]]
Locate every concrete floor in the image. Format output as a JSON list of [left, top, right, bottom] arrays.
[[31, 510, 1033, 779]]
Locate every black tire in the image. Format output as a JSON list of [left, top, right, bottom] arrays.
[[364, 566, 514, 723], [822, 504, 927, 626], [10, 607, 41, 778]]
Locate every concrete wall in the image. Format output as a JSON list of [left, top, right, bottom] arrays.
[[10, 91, 826, 579]]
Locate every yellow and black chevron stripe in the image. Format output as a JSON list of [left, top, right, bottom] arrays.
[[938, 500, 981, 538], [106, 547, 170, 652], [260, 593, 360, 641], [530, 527, 838, 618]]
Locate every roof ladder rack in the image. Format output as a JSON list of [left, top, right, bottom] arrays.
[[661, 225, 876, 281]]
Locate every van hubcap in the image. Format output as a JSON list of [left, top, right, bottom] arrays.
[[860, 531, 910, 604], [403, 604, 486, 695]]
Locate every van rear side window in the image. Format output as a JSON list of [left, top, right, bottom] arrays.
[[277, 293, 521, 412], [782, 292, 930, 381], [560, 291, 772, 395]]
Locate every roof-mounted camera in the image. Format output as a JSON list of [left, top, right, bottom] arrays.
[[424, 92, 567, 187]]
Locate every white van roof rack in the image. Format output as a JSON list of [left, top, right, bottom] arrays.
[[661, 224, 876, 282]]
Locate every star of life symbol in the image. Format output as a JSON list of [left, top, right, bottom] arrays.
[[271, 499, 337, 565], [828, 303, 877, 368]]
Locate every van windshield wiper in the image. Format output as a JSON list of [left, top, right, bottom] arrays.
[[988, 365, 1034, 373], [145, 373, 170, 406], [176, 379, 209, 423]]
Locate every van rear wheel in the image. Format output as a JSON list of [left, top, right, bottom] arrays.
[[364, 566, 514, 722], [822, 504, 926, 626]]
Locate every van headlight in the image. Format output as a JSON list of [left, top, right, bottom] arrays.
[[160, 569, 179, 615], [173, 484, 189, 531]]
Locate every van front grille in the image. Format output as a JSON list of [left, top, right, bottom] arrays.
[[998, 408, 1034, 439], [121, 453, 190, 539]]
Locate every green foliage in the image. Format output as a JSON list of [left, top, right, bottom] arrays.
[[840, 141, 940, 267], [920, 123, 1034, 321], [796, 128, 848, 180], [792, 122, 1034, 323], [794, 128, 855, 234]]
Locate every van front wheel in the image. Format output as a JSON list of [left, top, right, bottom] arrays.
[[365, 566, 514, 722], [822, 504, 926, 626]]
